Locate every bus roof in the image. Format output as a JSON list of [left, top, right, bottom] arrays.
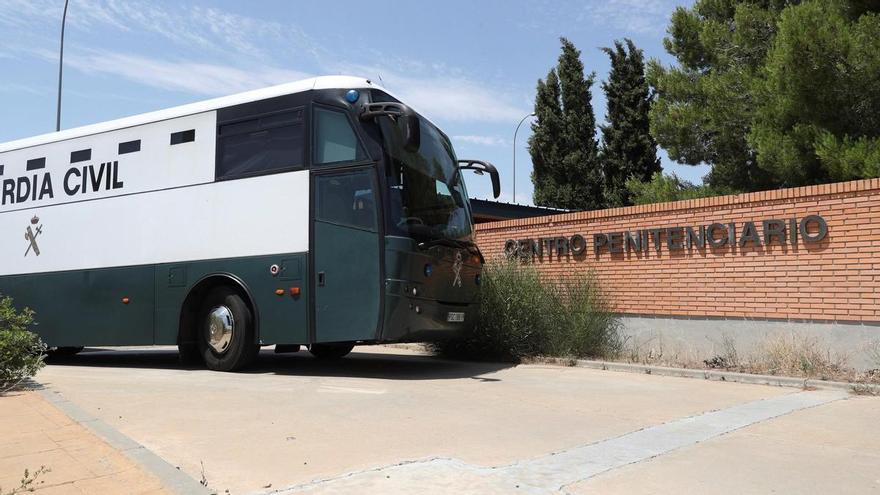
[[0, 75, 390, 154]]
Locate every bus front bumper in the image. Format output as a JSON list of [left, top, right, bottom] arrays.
[[380, 294, 476, 342]]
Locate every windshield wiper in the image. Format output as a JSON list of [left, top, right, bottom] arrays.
[[417, 238, 485, 264]]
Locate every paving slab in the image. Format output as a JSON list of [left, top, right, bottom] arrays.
[[272, 389, 849, 494], [37, 346, 793, 494], [568, 395, 880, 494], [0, 390, 171, 495]]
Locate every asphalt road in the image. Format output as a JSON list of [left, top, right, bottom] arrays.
[[37, 346, 879, 494]]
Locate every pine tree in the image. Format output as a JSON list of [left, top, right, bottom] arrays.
[[529, 38, 603, 210], [601, 39, 661, 207], [649, 1, 784, 192], [652, 1, 880, 191]]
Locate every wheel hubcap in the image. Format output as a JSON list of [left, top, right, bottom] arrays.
[[207, 306, 234, 354]]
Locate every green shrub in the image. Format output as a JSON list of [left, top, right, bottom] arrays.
[[433, 260, 622, 362], [0, 296, 45, 393]]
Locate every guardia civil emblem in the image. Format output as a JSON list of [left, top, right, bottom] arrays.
[[24, 215, 42, 257], [452, 250, 463, 287]]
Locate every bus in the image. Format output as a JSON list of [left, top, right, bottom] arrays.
[[0, 76, 500, 371]]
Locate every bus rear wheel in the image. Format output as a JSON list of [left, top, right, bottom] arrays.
[[177, 342, 200, 364], [309, 343, 355, 359], [198, 287, 259, 372]]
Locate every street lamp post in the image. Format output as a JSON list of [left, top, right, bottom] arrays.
[[56, 0, 70, 132], [512, 112, 535, 204]]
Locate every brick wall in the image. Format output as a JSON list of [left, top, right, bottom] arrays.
[[475, 178, 880, 323]]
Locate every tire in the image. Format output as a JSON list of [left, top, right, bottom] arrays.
[[177, 342, 201, 364], [308, 343, 355, 360], [197, 286, 259, 372]]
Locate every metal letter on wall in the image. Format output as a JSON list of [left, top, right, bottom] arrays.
[[707, 223, 729, 248], [800, 215, 828, 242], [500, 215, 829, 261], [570, 234, 586, 255]]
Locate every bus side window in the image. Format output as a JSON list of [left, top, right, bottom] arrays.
[[315, 171, 377, 232], [216, 108, 305, 179], [314, 107, 366, 165]]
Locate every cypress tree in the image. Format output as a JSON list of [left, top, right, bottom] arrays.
[[529, 69, 563, 207], [529, 37, 603, 210], [601, 39, 661, 207]]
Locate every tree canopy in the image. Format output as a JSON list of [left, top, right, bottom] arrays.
[[529, 38, 604, 210], [601, 39, 661, 207], [650, 0, 880, 191], [752, 1, 880, 185], [625, 172, 730, 205]]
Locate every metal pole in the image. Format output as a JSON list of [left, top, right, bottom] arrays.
[[56, 0, 69, 132], [512, 112, 535, 204]]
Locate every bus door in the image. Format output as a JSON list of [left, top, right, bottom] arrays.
[[311, 168, 382, 343]]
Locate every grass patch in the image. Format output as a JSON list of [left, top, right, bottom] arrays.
[[625, 332, 880, 385], [1, 466, 50, 495], [432, 259, 622, 362], [750, 333, 849, 379]]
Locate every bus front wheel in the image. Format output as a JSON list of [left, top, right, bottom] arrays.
[[198, 287, 259, 372], [308, 343, 355, 359]]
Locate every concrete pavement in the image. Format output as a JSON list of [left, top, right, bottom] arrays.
[[26, 346, 880, 494], [569, 395, 880, 494]]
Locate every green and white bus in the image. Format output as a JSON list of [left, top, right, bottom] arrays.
[[0, 76, 499, 371]]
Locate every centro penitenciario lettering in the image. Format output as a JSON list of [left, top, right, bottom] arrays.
[[504, 215, 828, 260]]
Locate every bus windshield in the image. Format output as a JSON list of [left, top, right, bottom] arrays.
[[381, 117, 473, 242]]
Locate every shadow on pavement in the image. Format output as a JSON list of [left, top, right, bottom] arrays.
[[44, 347, 514, 381]]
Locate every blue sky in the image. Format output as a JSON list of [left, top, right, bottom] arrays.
[[0, 0, 706, 204]]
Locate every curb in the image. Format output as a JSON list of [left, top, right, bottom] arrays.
[[38, 388, 210, 495], [379, 345, 879, 394], [574, 359, 880, 393]]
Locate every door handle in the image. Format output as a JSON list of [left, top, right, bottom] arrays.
[[318, 271, 326, 287]]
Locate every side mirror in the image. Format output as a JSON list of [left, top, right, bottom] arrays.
[[456, 160, 501, 199], [400, 114, 420, 152], [360, 102, 421, 152]]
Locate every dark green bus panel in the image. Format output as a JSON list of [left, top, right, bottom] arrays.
[[311, 169, 383, 343], [1, 266, 156, 347], [153, 253, 311, 347], [0, 253, 311, 349], [380, 237, 482, 343]]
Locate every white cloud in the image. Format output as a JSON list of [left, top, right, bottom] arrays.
[[0, 0, 56, 28], [0, 83, 48, 96], [512, 0, 675, 36], [54, 48, 311, 96], [0, 1, 320, 97], [402, 79, 526, 123], [0, 1, 531, 125], [0, 0, 321, 62], [68, 0, 131, 31], [582, 0, 674, 35], [338, 65, 529, 124], [453, 135, 509, 147]]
